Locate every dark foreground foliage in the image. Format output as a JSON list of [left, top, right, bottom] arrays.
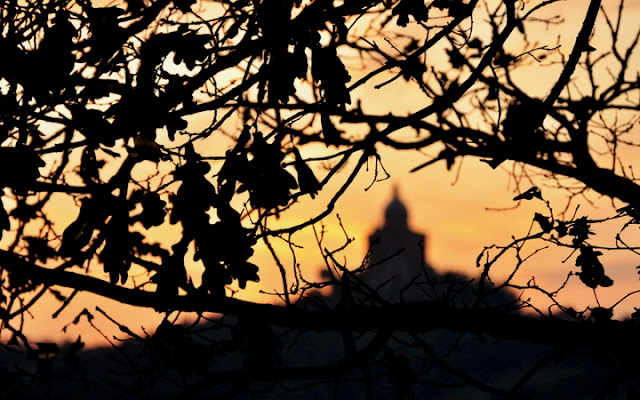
[[1, 0, 640, 398]]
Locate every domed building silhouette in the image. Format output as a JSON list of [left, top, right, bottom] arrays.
[[360, 186, 430, 303], [303, 186, 515, 309], [350, 187, 515, 307]]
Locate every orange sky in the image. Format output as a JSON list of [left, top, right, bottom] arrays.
[[8, 0, 640, 347]]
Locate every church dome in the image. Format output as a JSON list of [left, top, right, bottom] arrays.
[[384, 189, 408, 227]]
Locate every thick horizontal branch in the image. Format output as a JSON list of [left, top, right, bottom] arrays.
[[2, 250, 639, 349]]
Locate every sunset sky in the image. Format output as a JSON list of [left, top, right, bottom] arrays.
[[14, 0, 640, 347]]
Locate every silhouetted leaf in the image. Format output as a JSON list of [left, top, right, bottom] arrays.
[[494, 48, 517, 67], [173, 32, 211, 70], [293, 147, 321, 198], [80, 5, 125, 65], [102, 253, 128, 284], [170, 161, 217, 231], [131, 191, 167, 229], [228, 261, 260, 289], [256, 0, 293, 46], [166, 116, 188, 141], [7, 267, 32, 292], [555, 220, 568, 237], [10, 202, 39, 222], [502, 99, 544, 140], [265, 45, 308, 103], [17, 11, 76, 99], [447, 47, 466, 69], [25, 237, 57, 263], [59, 196, 113, 257], [40, 12, 76, 74], [513, 186, 542, 201], [392, 0, 429, 27], [312, 44, 351, 107], [48, 288, 67, 302], [534, 213, 553, 233], [70, 106, 117, 146], [237, 133, 297, 209], [59, 199, 98, 256], [218, 126, 251, 201], [431, 0, 467, 17], [468, 37, 483, 49], [200, 263, 230, 299], [400, 56, 426, 81], [174, 0, 197, 13], [570, 217, 593, 246], [153, 249, 188, 299], [575, 246, 613, 289]]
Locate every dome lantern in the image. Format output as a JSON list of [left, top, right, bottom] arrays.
[[384, 185, 408, 228]]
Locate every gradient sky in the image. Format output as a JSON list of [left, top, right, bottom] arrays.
[[14, 0, 640, 347]]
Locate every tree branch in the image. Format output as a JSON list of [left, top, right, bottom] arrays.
[[2, 250, 639, 349]]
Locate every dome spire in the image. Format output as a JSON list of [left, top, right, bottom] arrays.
[[392, 183, 400, 199], [384, 185, 408, 228]]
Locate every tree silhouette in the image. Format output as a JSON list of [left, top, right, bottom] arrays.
[[1, 0, 640, 398]]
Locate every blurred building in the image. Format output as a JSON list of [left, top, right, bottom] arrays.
[[355, 186, 512, 307], [361, 187, 430, 303]]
